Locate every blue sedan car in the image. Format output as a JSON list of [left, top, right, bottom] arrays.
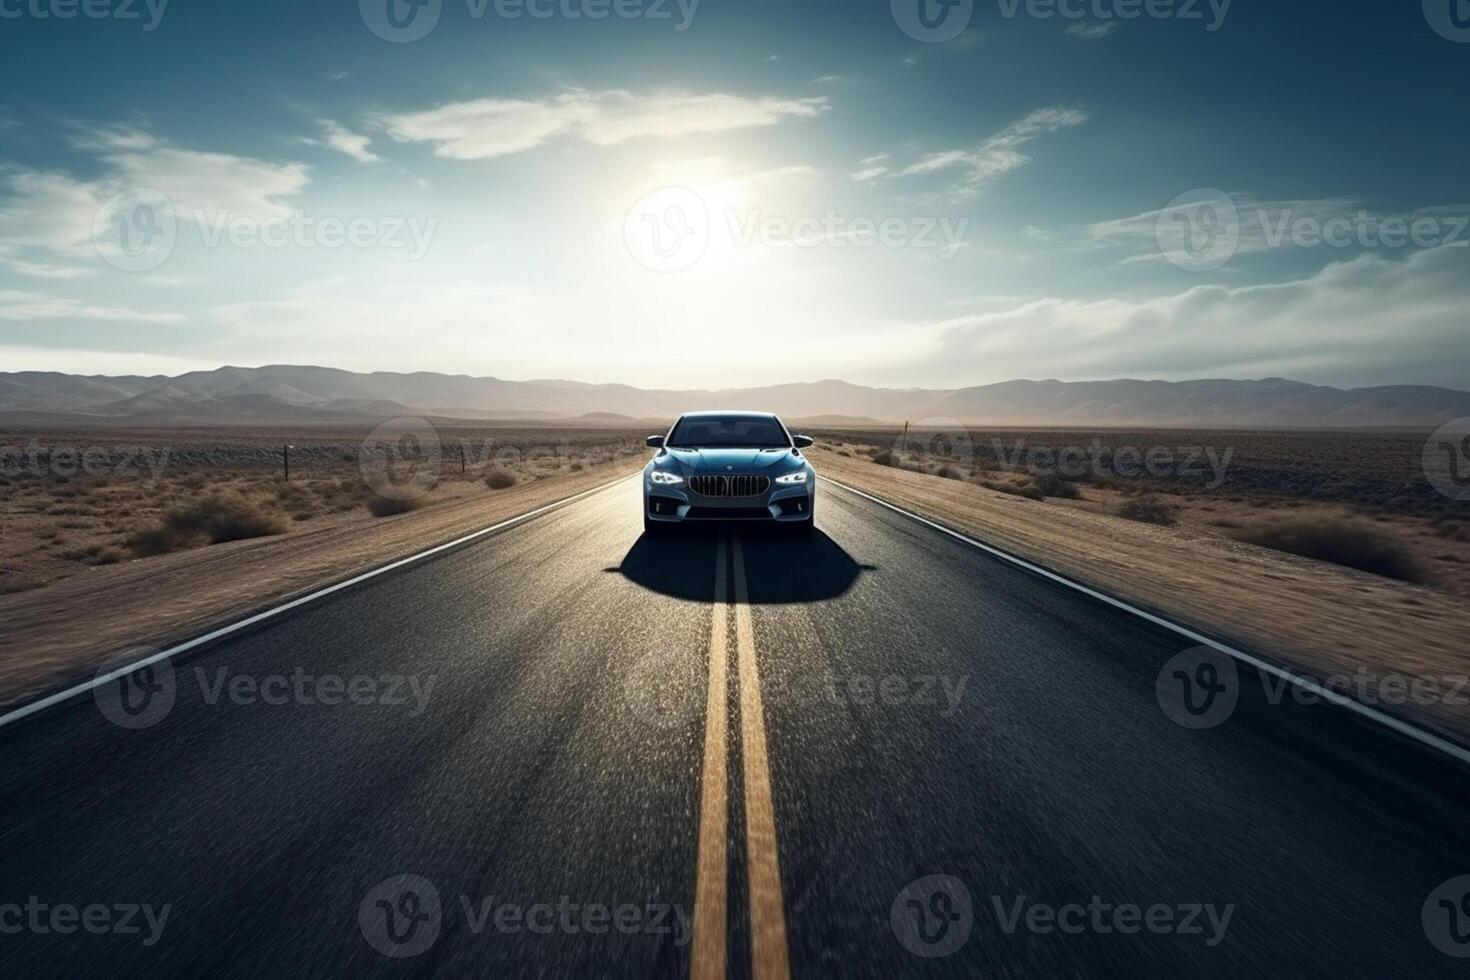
[[643, 411, 816, 534]]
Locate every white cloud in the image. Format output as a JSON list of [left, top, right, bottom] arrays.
[[0, 171, 106, 255], [813, 74, 845, 84], [0, 254, 94, 279], [851, 153, 890, 181], [0, 289, 185, 322], [895, 107, 1089, 198], [380, 90, 829, 160], [68, 125, 158, 152], [0, 131, 309, 270], [110, 147, 307, 223], [308, 119, 381, 163], [926, 245, 1470, 387], [1087, 197, 1470, 267], [1067, 22, 1117, 39]]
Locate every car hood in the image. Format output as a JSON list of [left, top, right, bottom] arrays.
[[662, 448, 801, 473]]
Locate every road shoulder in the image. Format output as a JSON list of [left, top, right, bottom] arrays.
[[810, 448, 1470, 746], [0, 463, 640, 710]]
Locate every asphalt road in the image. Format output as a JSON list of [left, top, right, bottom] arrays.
[[1, 477, 1468, 978]]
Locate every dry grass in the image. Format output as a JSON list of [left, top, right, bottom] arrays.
[[1033, 473, 1081, 499], [484, 468, 518, 490], [0, 424, 651, 593], [365, 495, 429, 518], [816, 425, 1470, 598], [128, 494, 289, 555], [1233, 518, 1427, 583], [1117, 496, 1177, 526]]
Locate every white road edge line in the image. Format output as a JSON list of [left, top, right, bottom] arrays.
[[0, 474, 638, 732], [822, 477, 1470, 769]]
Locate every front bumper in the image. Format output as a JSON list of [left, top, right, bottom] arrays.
[[645, 478, 813, 523]]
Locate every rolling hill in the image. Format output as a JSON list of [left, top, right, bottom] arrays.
[[1, 366, 1466, 428]]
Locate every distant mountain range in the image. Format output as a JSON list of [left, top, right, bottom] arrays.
[[1, 365, 1466, 428]]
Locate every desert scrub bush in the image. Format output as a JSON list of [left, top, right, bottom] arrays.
[[127, 493, 288, 556], [983, 480, 1043, 501], [935, 465, 965, 481], [484, 468, 518, 490], [1233, 518, 1427, 583], [872, 450, 899, 467], [1117, 496, 1176, 526], [1033, 474, 1080, 499], [365, 494, 428, 517], [1435, 521, 1468, 542], [64, 544, 124, 566]]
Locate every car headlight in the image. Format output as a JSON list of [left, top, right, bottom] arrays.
[[774, 471, 808, 485], [650, 470, 685, 485]]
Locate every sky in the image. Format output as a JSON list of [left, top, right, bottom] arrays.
[[0, 0, 1466, 390]]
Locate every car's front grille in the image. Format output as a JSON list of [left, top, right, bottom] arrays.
[[689, 474, 770, 497]]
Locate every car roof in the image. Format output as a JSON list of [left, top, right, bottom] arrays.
[[677, 410, 779, 419]]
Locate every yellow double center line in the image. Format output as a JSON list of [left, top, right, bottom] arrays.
[[692, 532, 791, 980]]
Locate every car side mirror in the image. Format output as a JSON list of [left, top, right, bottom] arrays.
[[792, 435, 814, 449], [646, 435, 665, 448]]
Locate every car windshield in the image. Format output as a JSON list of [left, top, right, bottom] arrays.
[[668, 416, 789, 449]]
